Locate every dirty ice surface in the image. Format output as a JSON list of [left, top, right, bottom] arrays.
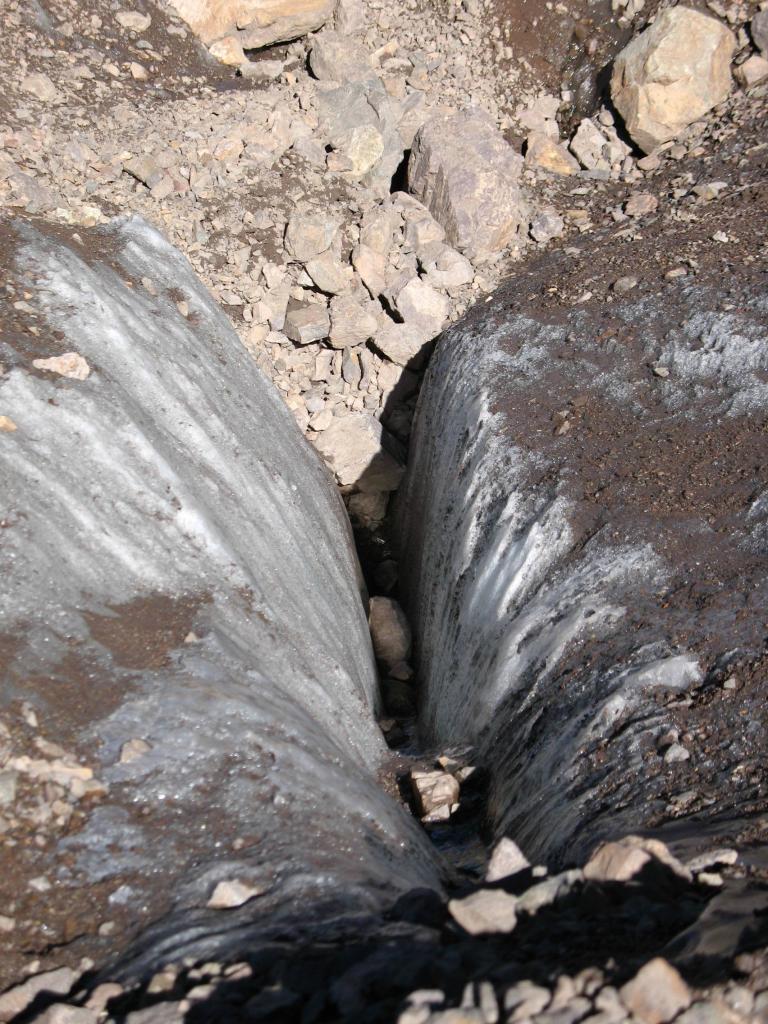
[[0, 216, 439, 976]]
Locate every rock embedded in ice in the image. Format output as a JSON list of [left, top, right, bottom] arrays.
[[32, 352, 91, 380], [207, 879, 263, 909]]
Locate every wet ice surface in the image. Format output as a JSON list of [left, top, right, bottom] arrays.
[[399, 279, 768, 867], [0, 216, 440, 976]]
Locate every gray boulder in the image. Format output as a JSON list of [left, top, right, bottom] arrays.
[[407, 109, 527, 259]]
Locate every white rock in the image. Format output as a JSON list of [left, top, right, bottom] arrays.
[[284, 209, 339, 262], [390, 277, 449, 335], [116, 10, 152, 31], [207, 879, 263, 909], [305, 252, 351, 295], [353, 244, 387, 297], [373, 319, 430, 368], [411, 769, 459, 817], [569, 119, 610, 171], [611, 7, 736, 153], [486, 838, 530, 882], [168, 0, 336, 49], [312, 413, 404, 491], [448, 889, 518, 935], [33, 353, 91, 380]]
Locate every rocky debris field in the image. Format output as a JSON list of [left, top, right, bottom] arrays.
[[3, 826, 768, 1022], [1, 0, 768, 1017]]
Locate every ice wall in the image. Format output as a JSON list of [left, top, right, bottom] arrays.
[[399, 272, 768, 865], [0, 216, 439, 977]]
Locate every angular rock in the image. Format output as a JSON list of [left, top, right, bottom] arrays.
[[32, 352, 91, 380], [305, 252, 351, 295], [329, 294, 378, 349], [486, 837, 530, 882], [448, 889, 518, 935], [752, 9, 768, 55], [309, 31, 372, 82], [369, 595, 411, 667], [284, 304, 330, 345], [620, 959, 691, 1024], [373, 319, 431, 368], [209, 36, 246, 65], [284, 209, 339, 262], [207, 879, 263, 909], [0, 968, 79, 1022], [335, 124, 385, 178], [389, 276, 449, 335], [421, 246, 474, 290], [611, 7, 736, 153], [313, 412, 404, 491], [569, 119, 610, 171], [408, 110, 526, 258], [525, 133, 579, 176], [411, 769, 460, 817], [583, 840, 651, 881], [735, 54, 768, 89], [168, 0, 336, 50], [353, 243, 387, 297]]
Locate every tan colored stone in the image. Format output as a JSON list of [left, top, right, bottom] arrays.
[[207, 879, 263, 908], [411, 769, 459, 817], [369, 596, 411, 667], [448, 888, 518, 935], [208, 35, 246, 65], [0, 416, 17, 433], [525, 133, 579, 175], [583, 840, 651, 881], [168, 0, 336, 50], [620, 958, 691, 1024], [312, 413, 403, 492], [611, 7, 736, 153], [735, 54, 768, 89], [33, 353, 91, 380]]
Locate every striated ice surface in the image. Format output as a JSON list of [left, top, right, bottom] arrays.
[[0, 216, 440, 976], [398, 280, 767, 866]]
